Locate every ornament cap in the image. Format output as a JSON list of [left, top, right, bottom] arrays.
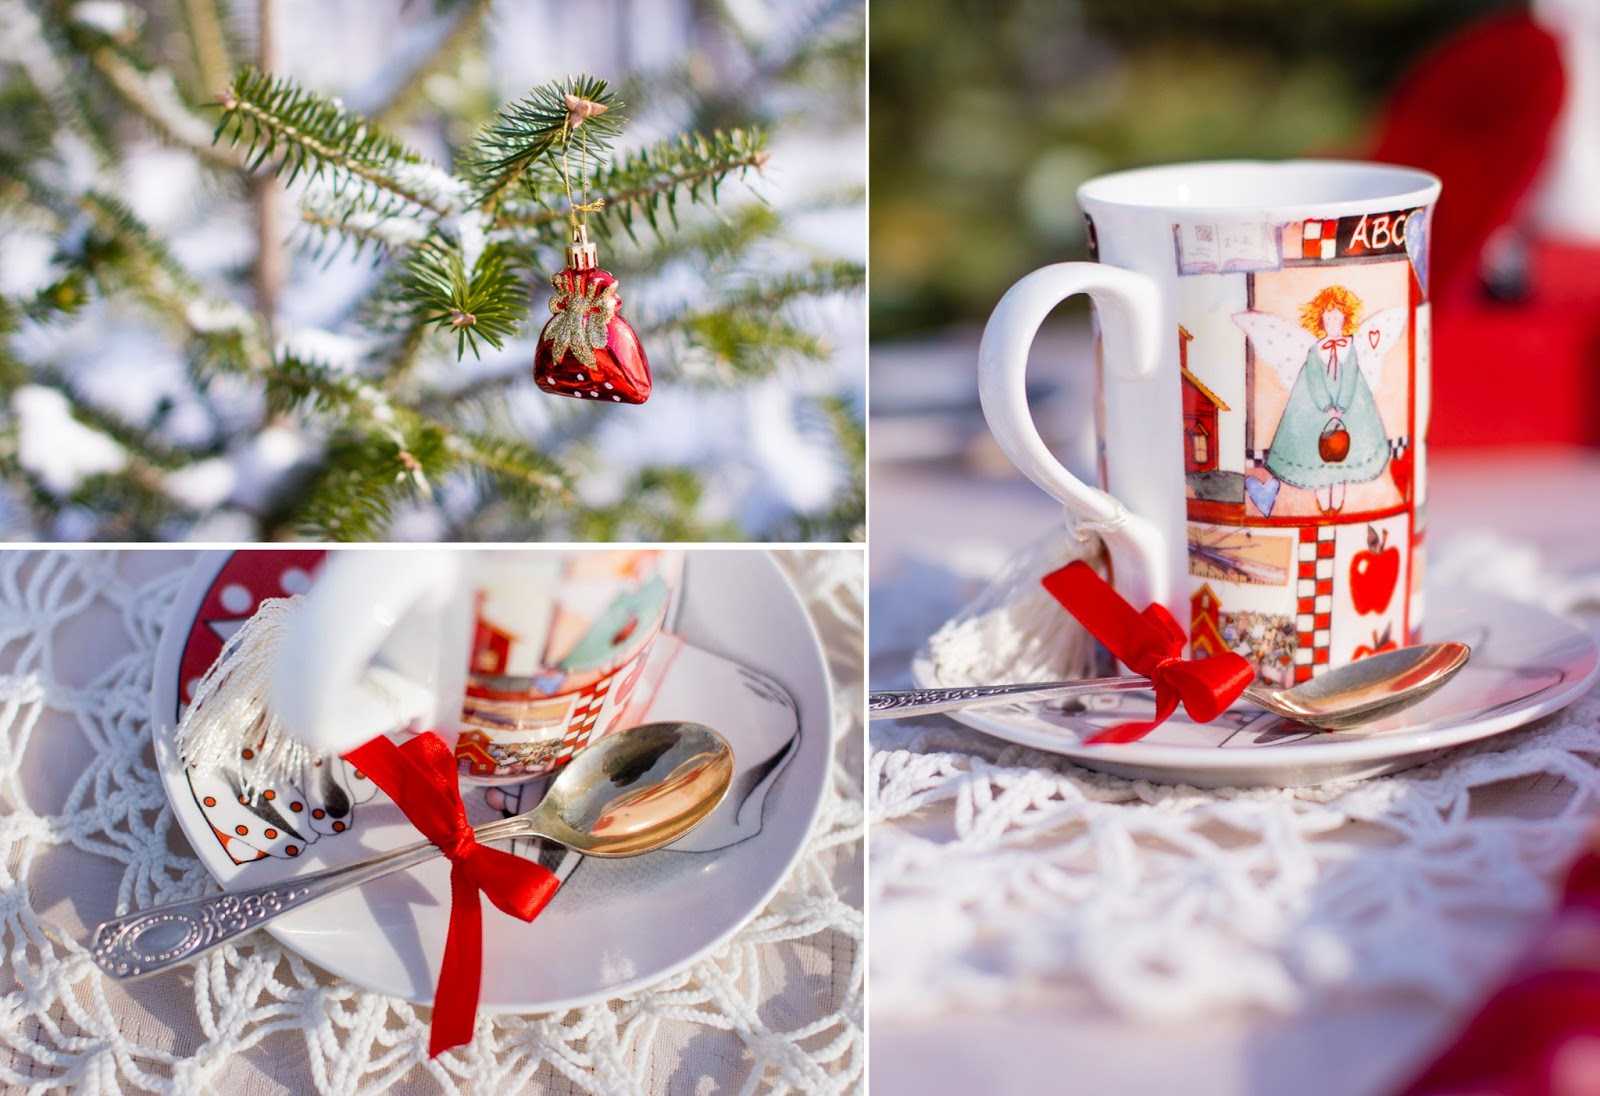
[[566, 222, 598, 270]]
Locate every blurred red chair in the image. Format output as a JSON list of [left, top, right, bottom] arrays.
[[1365, 7, 1600, 448]]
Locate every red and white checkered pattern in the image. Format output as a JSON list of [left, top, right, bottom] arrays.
[[1294, 525, 1336, 683], [553, 666, 618, 765], [1300, 219, 1338, 260]]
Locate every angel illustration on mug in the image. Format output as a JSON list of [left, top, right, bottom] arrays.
[[1233, 285, 1406, 514]]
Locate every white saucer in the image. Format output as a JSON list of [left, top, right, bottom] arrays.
[[912, 586, 1598, 788], [151, 550, 833, 1012]]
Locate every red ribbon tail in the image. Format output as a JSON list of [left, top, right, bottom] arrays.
[[1084, 689, 1179, 746], [430, 861, 483, 1058], [341, 730, 566, 1059], [1084, 721, 1160, 746]]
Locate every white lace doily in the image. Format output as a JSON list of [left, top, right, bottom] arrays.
[[870, 533, 1600, 1024], [0, 550, 862, 1095]]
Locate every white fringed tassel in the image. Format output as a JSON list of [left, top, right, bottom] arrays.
[[174, 595, 325, 793], [918, 520, 1109, 688]]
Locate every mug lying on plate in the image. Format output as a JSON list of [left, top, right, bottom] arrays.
[[980, 159, 1439, 686], [269, 549, 683, 784]]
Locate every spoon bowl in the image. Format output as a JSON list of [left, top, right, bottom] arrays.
[[1247, 641, 1471, 729], [531, 721, 735, 857]]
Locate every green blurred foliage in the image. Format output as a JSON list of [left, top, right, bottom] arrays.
[[870, 0, 1509, 339]]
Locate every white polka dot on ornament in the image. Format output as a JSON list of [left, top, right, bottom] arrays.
[[220, 584, 252, 613]]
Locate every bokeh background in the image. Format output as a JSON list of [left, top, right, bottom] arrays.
[[873, 0, 1502, 338]]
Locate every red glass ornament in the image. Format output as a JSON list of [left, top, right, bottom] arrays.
[[534, 228, 650, 405]]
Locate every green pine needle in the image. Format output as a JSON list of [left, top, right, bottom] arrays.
[[637, 261, 862, 380], [268, 355, 570, 538], [573, 466, 739, 542], [676, 310, 829, 379], [465, 75, 623, 212], [782, 398, 865, 543], [494, 128, 769, 240], [294, 430, 449, 541], [456, 431, 569, 507], [264, 353, 366, 417], [399, 236, 526, 360], [21, 272, 91, 323], [595, 129, 769, 240], [76, 192, 199, 300], [715, 260, 866, 313], [609, 204, 785, 273], [215, 67, 451, 217]]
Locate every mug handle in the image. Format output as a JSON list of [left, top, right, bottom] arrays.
[[269, 550, 469, 756], [977, 262, 1172, 609]]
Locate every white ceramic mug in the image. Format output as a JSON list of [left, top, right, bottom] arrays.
[[270, 549, 683, 783], [980, 160, 1439, 685]]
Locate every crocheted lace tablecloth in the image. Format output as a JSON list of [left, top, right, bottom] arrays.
[[869, 525, 1600, 1096], [0, 549, 863, 1095]]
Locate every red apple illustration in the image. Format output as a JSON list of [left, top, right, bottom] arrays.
[[1350, 525, 1400, 615], [1352, 624, 1398, 661]]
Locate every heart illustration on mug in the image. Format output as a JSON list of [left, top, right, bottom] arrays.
[[1244, 475, 1281, 517]]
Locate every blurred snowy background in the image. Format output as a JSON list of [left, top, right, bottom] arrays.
[[0, 0, 864, 541]]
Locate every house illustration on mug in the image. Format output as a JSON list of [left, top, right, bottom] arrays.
[[1190, 584, 1226, 657], [1179, 325, 1231, 474], [471, 591, 516, 675]]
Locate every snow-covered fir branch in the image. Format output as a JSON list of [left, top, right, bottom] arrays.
[[0, 0, 864, 541]]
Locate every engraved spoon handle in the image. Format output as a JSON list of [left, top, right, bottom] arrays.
[[868, 675, 1155, 719], [89, 812, 537, 979]]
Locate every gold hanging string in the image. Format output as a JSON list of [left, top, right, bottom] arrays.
[[560, 96, 608, 233]]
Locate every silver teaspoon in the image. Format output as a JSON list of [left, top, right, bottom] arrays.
[[870, 641, 1470, 730], [89, 721, 735, 979]]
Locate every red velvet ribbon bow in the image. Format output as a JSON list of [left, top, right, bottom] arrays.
[[1041, 562, 1254, 745], [342, 732, 559, 1058]]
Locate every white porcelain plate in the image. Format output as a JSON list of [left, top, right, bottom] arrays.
[[151, 549, 833, 1011], [913, 586, 1598, 788]]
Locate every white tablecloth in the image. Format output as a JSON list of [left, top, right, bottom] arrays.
[[0, 549, 863, 1095], [869, 443, 1600, 1096]]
